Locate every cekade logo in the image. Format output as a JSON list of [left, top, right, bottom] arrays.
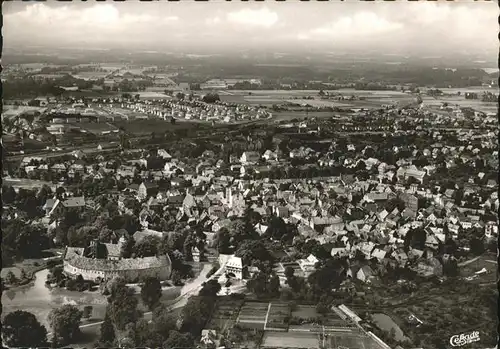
[[449, 331, 480, 347]]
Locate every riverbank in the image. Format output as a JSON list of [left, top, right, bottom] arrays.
[[2, 263, 49, 292]]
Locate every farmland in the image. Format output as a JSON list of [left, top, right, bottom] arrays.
[[219, 89, 415, 109], [421, 95, 497, 114]]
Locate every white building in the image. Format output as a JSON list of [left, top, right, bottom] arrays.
[[240, 151, 260, 165], [225, 255, 243, 279]]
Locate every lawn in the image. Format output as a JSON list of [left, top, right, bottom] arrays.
[[1, 267, 23, 279], [24, 138, 49, 151], [291, 305, 318, 319], [261, 332, 319, 348], [459, 253, 497, 285], [74, 122, 119, 135], [371, 313, 409, 342], [3, 178, 56, 191]]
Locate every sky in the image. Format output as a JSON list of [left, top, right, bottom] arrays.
[[2, 1, 498, 55]]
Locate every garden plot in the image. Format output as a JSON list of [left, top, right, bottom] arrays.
[[265, 302, 291, 331], [261, 331, 319, 348], [328, 330, 371, 349], [205, 298, 244, 332], [236, 302, 269, 330]]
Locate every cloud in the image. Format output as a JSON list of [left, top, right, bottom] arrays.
[[309, 12, 403, 39], [4, 3, 178, 41], [205, 16, 221, 25], [3, 2, 496, 53], [226, 8, 278, 28]]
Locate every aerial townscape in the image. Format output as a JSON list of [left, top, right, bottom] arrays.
[[1, 2, 498, 349]]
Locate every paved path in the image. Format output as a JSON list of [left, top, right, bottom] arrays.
[[458, 256, 481, 267]]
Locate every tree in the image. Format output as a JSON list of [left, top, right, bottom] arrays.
[[199, 279, 222, 297], [316, 302, 329, 314], [120, 235, 136, 258], [469, 237, 485, 256], [163, 330, 195, 349], [108, 282, 140, 330], [180, 297, 215, 336], [171, 269, 182, 286], [268, 274, 280, 297], [2, 185, 16, 204], [48, 304, 83, 345], [246, 272, 269, 297], [82, 305, 93, 319], [153, 304, 177, 335], [2, 310, 48, 348], [140, 276, 162, 310], [202, 93, 220, 104], [285, 266, 295, 279], [134, 235, 160, 257], [216, 228, 232, 254], [99, 312, 115, 346], [6, 271, 18, 285], [131, 319, 164, 348], [234, 239, 273, 266]]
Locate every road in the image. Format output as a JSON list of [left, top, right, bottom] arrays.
[[458, 256, 481, 267]]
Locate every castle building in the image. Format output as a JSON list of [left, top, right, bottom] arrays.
[[63, 238, 171, 283]]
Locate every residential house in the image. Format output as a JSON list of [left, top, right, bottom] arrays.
[[49, 196, 86, 217], [357, 265, 376, 283], [297, 254, 319, 277], [138, 181, 159, 200], [240, 151, 260, 165]]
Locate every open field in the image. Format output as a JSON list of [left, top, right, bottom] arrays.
[[137, 91, 172, 99], [459, 253, 498, 284], [2, 106, 47, 119], [73, 122, 119, 135], [112, 118, 201, 135], [237, 302, 269, 330], [286, 99, 352, 108], [220, 89, 416, 110], [371, 313, 409, 342], [262, 331, 319, 348], [3, 178, 56, 191], [422, 96, 497, 114], [72, 71, 110, 80], [98, 63, 128, 71]]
